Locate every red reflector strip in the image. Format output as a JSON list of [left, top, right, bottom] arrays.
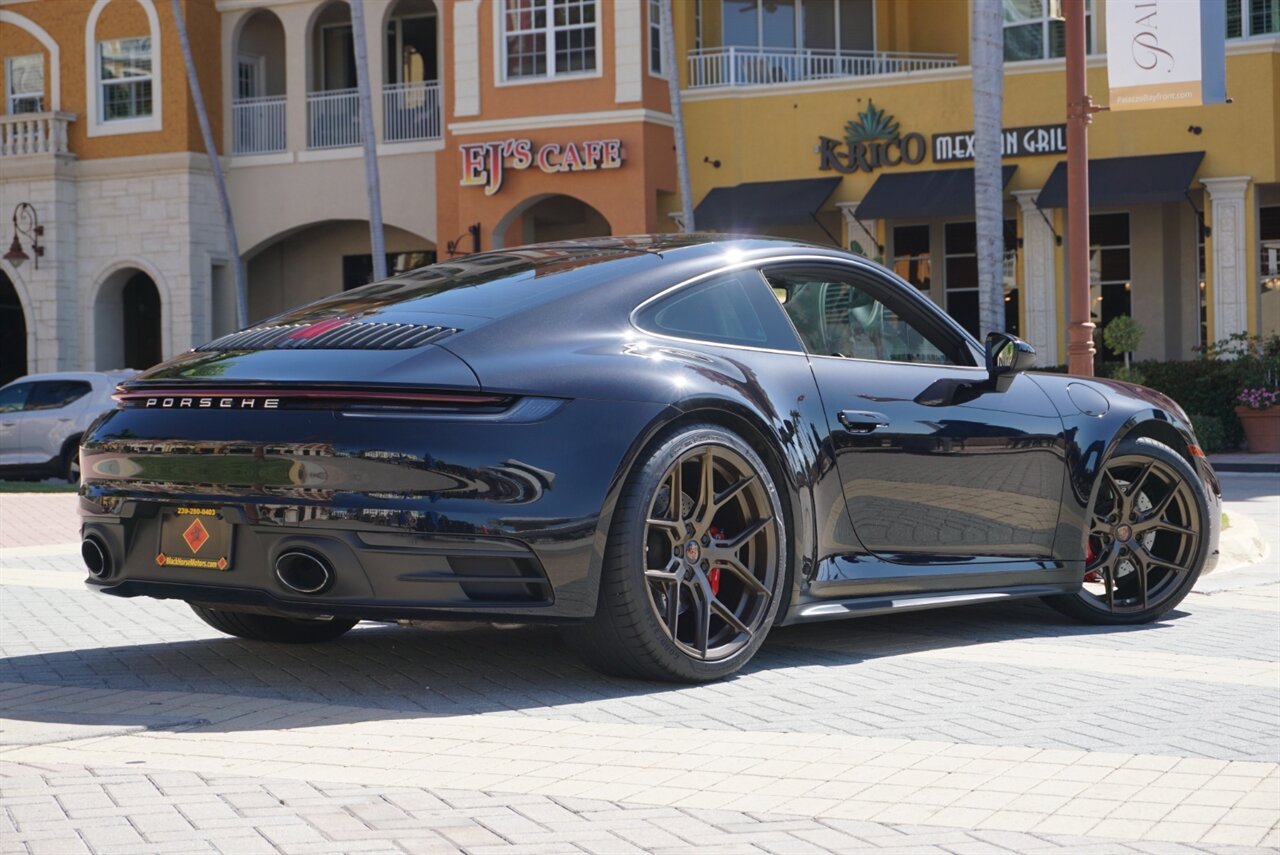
[[287, 317, 351, 340], [1188, 445, 1206, 458]]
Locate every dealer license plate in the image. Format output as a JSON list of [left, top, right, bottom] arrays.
[[157, 507, 233, 571]]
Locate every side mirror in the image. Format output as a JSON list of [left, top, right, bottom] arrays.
[[985, 332, 1036, 392]]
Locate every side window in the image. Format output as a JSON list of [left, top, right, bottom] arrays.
[[0, 383, 33, 413], [636, 270, 802, 351], [766, 267, 969, 366], [27, 381, 92, 411]]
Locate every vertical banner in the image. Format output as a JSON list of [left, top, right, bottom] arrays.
[[1106, 0, 1227, 111]]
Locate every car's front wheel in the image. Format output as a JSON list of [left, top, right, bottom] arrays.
[[1043, 437, 1210, 625], [565, 424, 786, 682], [190, 604, 358, 644]]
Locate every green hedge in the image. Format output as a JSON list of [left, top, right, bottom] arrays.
[[1040, 334, 1279, 452]]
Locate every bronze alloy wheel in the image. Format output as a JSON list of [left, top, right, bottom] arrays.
[[641, 445, 779, 662], [1079, 451, 1203, 615]]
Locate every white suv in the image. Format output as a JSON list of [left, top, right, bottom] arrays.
[[0, 371, 134, 483]]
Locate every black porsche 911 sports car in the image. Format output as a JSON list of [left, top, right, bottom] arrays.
[[80, 235, 1220, 681]]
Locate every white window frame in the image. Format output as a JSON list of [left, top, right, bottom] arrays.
[[495, 0, 603, 86], [6, 54, 45, 114], [319, 22, 356, 91], [1001, 0, 1096, 63], [84, 0, 162, 137], [1228, 0, 1280, 39], [97, 37, 155, 124], [648, 0, 664, 76]]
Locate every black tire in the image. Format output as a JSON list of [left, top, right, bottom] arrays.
[[563, 424, 787, 682], [190, 604, 358, 643], [1043, 437, 1210, 625], [62, 439, 82, 484]]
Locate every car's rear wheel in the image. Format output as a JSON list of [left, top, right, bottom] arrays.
[[190, 604, 358, 644], [564, 424, 786, 682], [62, 439, 82, 484], [1043, 437, 1209, 625]]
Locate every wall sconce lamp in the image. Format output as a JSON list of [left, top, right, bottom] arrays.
[[446, 223, 482, 257], [4, 203, 43, 270]]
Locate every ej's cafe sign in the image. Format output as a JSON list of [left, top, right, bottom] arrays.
[[460, 138, 624, 196]]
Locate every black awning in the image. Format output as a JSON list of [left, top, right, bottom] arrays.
[[1034, 151, 1205, 209], [855, 166, 1017, 220], [694, 177, 842, 230]]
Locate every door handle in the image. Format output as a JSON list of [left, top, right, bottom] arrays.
[[838, 410, 890, 433]]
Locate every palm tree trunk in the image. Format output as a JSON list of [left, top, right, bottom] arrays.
[[660, 0, 694, 232], [971, 0, 1005, 339], [169, 0, 247, 328], [351, 0, 387, 280]]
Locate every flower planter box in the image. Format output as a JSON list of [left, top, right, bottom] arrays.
[[1235, 406, 1280, 453]]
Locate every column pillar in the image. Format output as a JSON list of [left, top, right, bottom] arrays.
[[837, 202, 881, 262], [281, 6, 309, 152], [1202, 177, 1252, 344], [1013, 190, 1059, 366]]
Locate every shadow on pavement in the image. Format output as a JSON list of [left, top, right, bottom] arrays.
[[0, 597, 1189, 737]]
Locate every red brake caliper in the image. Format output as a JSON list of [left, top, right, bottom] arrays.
[[707, 527, 723, 595], [1083, 541, 1099, 582]]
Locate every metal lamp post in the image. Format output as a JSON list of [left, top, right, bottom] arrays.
[[1064, 0, 1101, 376]]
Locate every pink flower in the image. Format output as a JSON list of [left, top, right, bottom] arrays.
[[1237, 387, 1280, 410]]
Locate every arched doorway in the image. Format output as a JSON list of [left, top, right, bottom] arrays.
[[232, 9, 287, 154], [94, 268, 162, 370], [245, 221, 436, 323], [496, 194, 612, 248], [0, 272, 28, 384]]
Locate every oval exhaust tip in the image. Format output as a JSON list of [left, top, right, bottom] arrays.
[[82, 536, 111, 579], [274, 550, 334, 595]]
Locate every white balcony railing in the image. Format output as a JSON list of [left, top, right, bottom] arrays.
[[232, 95, 286, 155], [307, 88, 361, 149], [687, 46, 958, 89], [0, 112, 74, 158], [382, 80, 442, 143]]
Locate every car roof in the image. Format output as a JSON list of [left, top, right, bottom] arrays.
[[1, 371, 135, 389]]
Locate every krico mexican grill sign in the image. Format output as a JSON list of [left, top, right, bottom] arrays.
[[460, 138, 624, 195], [818, 101, 926, 174]]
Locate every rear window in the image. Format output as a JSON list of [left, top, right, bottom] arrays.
[[28, 380, 92, 411], [635, 270, 802, 351], [265, 248, 657, 325]]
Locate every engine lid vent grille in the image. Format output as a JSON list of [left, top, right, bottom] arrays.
[[198, 320, 458, 352]]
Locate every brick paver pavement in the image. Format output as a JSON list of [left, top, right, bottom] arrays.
[[1, 484, 1277, 854]]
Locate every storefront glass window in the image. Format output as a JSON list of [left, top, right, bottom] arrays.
[[502, 0, 597, 80], [1260, 206, 1280, 340], [892, 225, 931, 292], [1088, 213, 1131, 362], [943, 221, 1018, 338]]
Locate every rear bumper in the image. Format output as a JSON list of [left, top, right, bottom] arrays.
[[78, 396, 671, 621]]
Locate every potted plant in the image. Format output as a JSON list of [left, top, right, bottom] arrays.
[[1235, 387, 1280, 453], [1103, 315, 1144, 384]]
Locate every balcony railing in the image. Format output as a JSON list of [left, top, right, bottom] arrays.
[[383, 80, 442, 143], [307, 88, 361, 149], [687, 46, 958, 89], [1, 112, 74, 158], [232, 95, 286, 155]]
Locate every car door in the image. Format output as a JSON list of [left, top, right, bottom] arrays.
[[22, 379, 94, 464], [764, 263, 1067, 573], [0, 381, 35, 465]]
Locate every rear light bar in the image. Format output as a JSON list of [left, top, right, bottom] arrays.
[[114, 387, 511, 411]]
